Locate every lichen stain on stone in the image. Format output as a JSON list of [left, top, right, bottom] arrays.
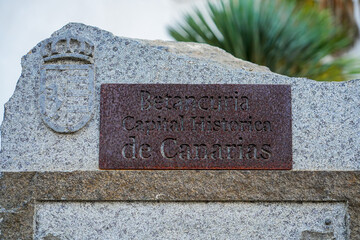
[[43, 233, 61, 240], [301, 230, 335, 240]]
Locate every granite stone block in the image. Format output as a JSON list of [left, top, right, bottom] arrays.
[[0, 22, 359, 239], [1, 171, 360, 239], [0, 23, 358, 171], [34, 202, 347, 240]]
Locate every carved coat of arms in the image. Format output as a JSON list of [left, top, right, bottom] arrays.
[[39, 35, 95, 133]]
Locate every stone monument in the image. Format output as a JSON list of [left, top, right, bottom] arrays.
[[0, 23, 359, 239]]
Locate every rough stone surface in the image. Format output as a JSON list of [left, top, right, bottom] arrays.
[[0, 22, 359, 171], [0, 172, 35, 239], [146, 40, 271, 73], [34, 202, 347, 240], [1, 171, 360, 239], [0, 22, 359, 240]]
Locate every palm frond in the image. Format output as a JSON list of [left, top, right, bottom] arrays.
[[167, 0, 360, 81]]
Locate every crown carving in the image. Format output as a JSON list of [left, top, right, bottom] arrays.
[[41, 35, 94, 63]]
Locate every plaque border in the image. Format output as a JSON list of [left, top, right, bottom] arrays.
[[99, 84, 292, 170]]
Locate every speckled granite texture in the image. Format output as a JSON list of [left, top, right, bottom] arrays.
[[1, 171, 360, 239], [0, 22, 359, 171], [0, 23, 359, 239], [34, 202, 347, 240]]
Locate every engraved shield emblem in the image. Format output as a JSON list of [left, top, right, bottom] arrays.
[[39, 35, 95, 133]]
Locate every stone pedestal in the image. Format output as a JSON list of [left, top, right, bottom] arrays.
[[0, 23, 359, 239]]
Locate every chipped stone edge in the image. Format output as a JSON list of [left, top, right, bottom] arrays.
[[143, 39, 271, 73]]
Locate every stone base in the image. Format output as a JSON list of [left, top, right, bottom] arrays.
[[1, 171, 359, 239], [35, 202, 346, 239]]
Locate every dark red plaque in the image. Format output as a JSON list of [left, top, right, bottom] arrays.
[[99, 84, 292, 170]]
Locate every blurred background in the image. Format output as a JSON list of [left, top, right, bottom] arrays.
[[0, 0, 359, 131]]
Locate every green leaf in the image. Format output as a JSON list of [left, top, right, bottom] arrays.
[[167, 0, 360, 81]]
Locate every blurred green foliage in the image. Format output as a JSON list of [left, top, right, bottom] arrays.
[[299, 0, 358, 42], [168, 0, 360, 81]]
